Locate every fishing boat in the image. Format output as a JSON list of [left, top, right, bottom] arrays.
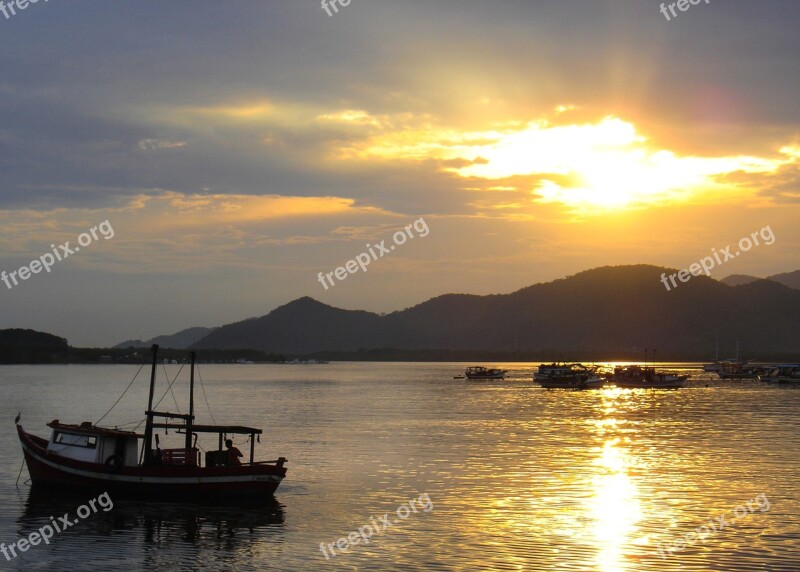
[[612, 365, 688, 389], [758, 364, 800, 384], [535, 364, 604, 390], [464, 366, 507, 380], [705, 341, 759, 379], [16, 345, 287, 499]]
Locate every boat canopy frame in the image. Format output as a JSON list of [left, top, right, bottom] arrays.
[[142, 346, 267, 466]]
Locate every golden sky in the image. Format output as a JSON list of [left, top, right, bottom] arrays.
[[1, 1, 798, 344]]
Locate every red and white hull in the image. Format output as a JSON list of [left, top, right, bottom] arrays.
[[18, 425, 286, 499]]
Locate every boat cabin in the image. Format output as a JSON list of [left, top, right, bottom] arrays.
[[46, 421, 140, 467]]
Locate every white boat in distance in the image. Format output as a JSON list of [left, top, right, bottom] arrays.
[[535, 363, 604, 390], [534, 363, 597, 382], [464, 366, 508, 380]]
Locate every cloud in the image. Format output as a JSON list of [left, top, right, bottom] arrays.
[[0, 191, 398, 273]]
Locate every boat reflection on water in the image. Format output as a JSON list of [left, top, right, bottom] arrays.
[[17, 487, 285, 567]]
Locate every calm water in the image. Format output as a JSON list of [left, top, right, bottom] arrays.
[[0, 363, 798, 571]]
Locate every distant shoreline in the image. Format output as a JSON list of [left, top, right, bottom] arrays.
[[2, 347, 798, 366]]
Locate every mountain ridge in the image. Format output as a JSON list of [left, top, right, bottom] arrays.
[[114, 326, 216, 350], [721, 270, 800, 289], [191, 265, 800, 358]]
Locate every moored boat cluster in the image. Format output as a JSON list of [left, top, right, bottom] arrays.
[[460, 360, 800, 390]]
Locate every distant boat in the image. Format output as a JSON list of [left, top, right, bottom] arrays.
[[535, 363, 604, 390], [17, 345, 287, 499], [612, 365, 687, 389], [706, 340, 760, 379], [759, 364, 800, 384], [464, 366, 507, 380], [716, 360, 760, 379]]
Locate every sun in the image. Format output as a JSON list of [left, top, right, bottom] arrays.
[[448, 116, 765, 213], [534, 146, 707, 212]]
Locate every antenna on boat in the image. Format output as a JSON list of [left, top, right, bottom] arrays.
[[186, 351, 196, 450], [143, 344, 159, 464], [644, 348, 648, 367]]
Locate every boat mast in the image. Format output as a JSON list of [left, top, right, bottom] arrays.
[[186, 351, 196, 450], [143, 344, 159, 464]]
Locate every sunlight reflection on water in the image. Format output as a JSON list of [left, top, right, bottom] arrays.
[[0, 363, 798, 571]]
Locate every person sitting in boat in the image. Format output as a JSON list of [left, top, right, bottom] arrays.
[[225, 439, 243, 466]]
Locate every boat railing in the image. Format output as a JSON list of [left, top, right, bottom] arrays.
[[161, 447, 200, 467]]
